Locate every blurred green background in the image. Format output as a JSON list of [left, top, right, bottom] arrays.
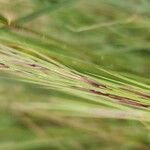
[[0, 0, 150, 149]]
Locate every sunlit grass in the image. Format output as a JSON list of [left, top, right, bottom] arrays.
[[0, 0, 150, 149]]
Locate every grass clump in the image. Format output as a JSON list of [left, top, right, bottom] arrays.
[[0, 0, 150, 149]]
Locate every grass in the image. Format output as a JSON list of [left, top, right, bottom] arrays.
[[0, 0, 150, 149]]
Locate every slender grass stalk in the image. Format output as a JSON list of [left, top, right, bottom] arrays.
[[0, 0, 150, 149]]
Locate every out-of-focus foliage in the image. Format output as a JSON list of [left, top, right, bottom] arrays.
[[0, 0, 150, 149]]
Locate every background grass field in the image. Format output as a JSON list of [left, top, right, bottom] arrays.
[[0, 0, 150, 149]]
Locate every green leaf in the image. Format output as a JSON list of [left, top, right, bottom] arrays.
[[0, 14, 8, 25]]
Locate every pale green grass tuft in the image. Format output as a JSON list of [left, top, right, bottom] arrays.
[[0, 0, 150, 149]]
